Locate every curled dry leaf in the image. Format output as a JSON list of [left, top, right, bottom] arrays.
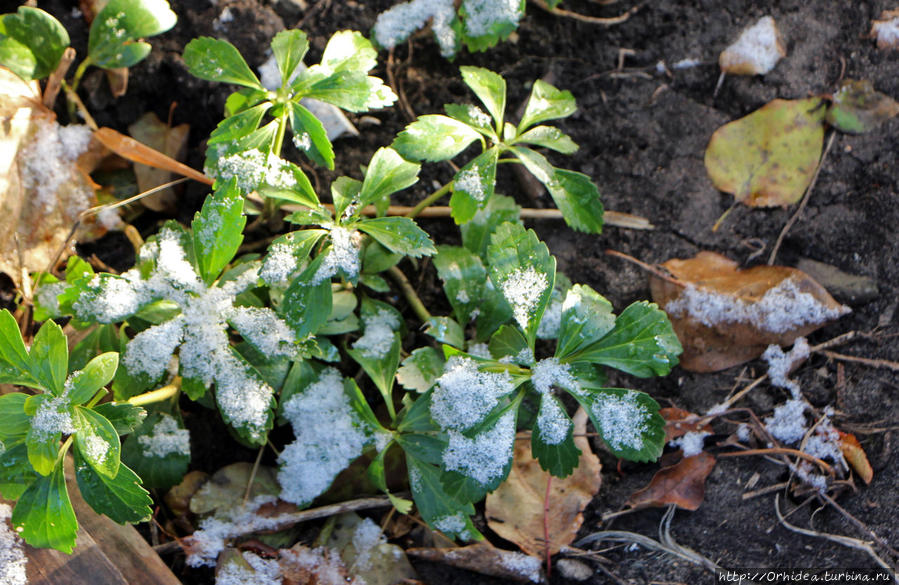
[[825, 79, 899, 135], [406, 542, 544, 584], [189, 462, 280, 516], [485, 409, 600, 557], [660, 407, 712, 442], [870, 10, 899, 50], [838, 431, 874, 485], [719, 16, 786, 75], [650, 251, 849, 372], [128, 111, 190, 212], [627, 451, 717, 511], [705, 98, 825, 207]]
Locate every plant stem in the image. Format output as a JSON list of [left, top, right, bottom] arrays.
[[70, 58, 90, 94], [404, 181, 452, 219], [263, 111, 290, 222], [387, 265, 431, 322], [127, 382, 180, 407], [56, 435, 74, 465]]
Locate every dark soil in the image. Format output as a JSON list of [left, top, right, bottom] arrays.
[[35, 0, 899, 583]]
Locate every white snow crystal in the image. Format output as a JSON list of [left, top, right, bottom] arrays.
[[591, 391, 650, 452], [466, 342, 491, 359], [530, 358, 576, 395], [215, 149, 297, 194], [36, 281, 67, 316], [374, 0, 458, 57], [350, 518, 386, 571], [0, 504, 27, 585], [669, 431, 710, 457], [498, 550, 543, 583], [454, 166, 486, 201], [762, 337, 809, 398], [230, 306, 297, 357], [536, 396, 571, 445], [442, 410, 516, 486], [872, 14, 899, 49], [430, 356, 514, 431], [536, 292, 563, 339], [467, 105, 492, 127], [352, 309, 399, 359], [313, 226, 361, 284], [216, 551, 282, 585], [123, 316, 185, 380], [500, 267, 549, 330], [19, 117, 94, 214], [138, 414, 191, 458], [765, 398, 808, 444], [433, 512, 470, 539], [260, 242, 299, 286], [719, 16, 785, 75], [31, 394, 75, 439], [185, 496, 284, 567], [74, 274, 146, 323], [80, 433, 110, 465], [461, 0, 523, 37]]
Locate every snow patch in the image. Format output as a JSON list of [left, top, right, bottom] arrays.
[[430, 356, 515, 431], [500, 266, 549, 330], [138, 414, 191, 458], [669, 431, 710, 457], [442, 410, 516, 486], [719, 16, 785, 75], [352, 309, 399, 359], [591, 391, 650, 452], [374, 0, 458, 57], [0, 504, 27, 585]]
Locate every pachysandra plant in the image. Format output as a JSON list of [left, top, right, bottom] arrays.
[[6, 19, 682, 559]]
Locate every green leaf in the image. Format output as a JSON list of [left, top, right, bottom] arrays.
[[281, 256, 333, 337], [487, 325, 529, 362], [0, 7, 69, 81], [511, 145, 555, 185], [0, 443, 38, 500], [367, 446, 413, 514], [515, 125, 578, 154], [391, 115, 482, 162], [567, 301, 681, 377], [88, 0, 177, 69], [460, 194, 521, 260], [182, 36, 262, 89], [433, 246, 487, 325], [358, 147, 420, 211], [0, 309, 31, 377], [28, 318, 68, 395], [460, 66, 506, 127], [362, 240, 402, 274], [397, 347, 445, 393], [224, 87, 269, 117], [530, 394, 580, 477], [330, 176, 363, 221], [271, 29, 308, 86], [571, 387, 665, 462], [289, 101, 335, 169], [445, 103, 496, 137], [67, 352, 119, 405], [347, 298, 403, 400], [519, 79, 577, 131], [74, 449, 152, 524], [192, 179, 246, 285], [405, 455, 481, 541], [474, 281, 514, 343], [357, 217, 436, 258], [12, 462, 78, 552], [486, 222, 556, 345], [449, 146, 499, 224], [705, 97, 826, 207], [73, 406, 121, 479], [825, 79, 899, 135], [207, 102, 271, 146], [546, 168, 604, 234], [260, 229, 327, 287], [319, 30, 377, 74], [424, 317, 465, 348], [359, 273, 390, 292], [0, 393, 29, 441], [120, 412, 189, 489], [555, 284, 616, 360], [256, 161, 319, 210], [303, 71, 397, 112], [92, 402, 146, 435], [69, 324, 119, 373]]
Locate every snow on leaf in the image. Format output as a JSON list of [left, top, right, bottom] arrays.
[[718, 16, 786, 75], [442, 409, 516, 486], [429, 356, 515, 431]]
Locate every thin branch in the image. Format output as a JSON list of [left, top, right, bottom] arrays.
[[530, 0, 640, 25], [718, 448, 835, 476], [388, 265, 432, 322], [821, 350, 899, 372]]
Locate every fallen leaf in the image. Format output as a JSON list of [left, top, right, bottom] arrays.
[[127, 111, 190, 211], [650, 251, 849, 372], [164, 470, 209, 518], [825, 79, 899, 134], [189, 462, 280, 516], [105, 67, 129, 97], [719, 16, 786, 75], [660, 407, 712, 442], [485, 409, 600, 556], [870, 10, 899, 50], [325, 513, 417, 585], [94, 126, 212, 185], [705, 98, 826, 207], [406, 542, 544, 583], [838, 431, 874, 485], [627, 452, 717, 511]]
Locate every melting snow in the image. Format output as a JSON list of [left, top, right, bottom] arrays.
[[500, 266, 549, 330], [352, 309, 399, 359], [215, 551, 281, 585], [719, 16, 785, 75], [373, 0, 457, 57], [461, 0, 523, 38]]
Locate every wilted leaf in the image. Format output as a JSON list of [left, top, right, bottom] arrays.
[[407, 542, 544, 583], [325, 513, 417, 585], [825, 79, 899, 134], [719, 16, 786, 75], [486, 410, 600, 556], [128, 111, 190, 211], [627, 451, 716, 511], [189, 462, 280, 516], [650, 251, 849, 372], [838, 431, 873, 485], [705, 98, 826, 207], [164, 470, 209, 518], [660, 407, 712, 442], [279, 543, 360, 585]]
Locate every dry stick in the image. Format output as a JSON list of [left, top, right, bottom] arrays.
[[742, 481, 790, 501], [388, 265, 432, 322], [243, 445, 267, 506], [62, 83, 98, 130], [821, 350, 899, 372], [768, 131, 837, 265], [544, 475, 553, 579], [44, 47, 75, 107], [774, 495, 899, 582], [604, 249, 681, 284], [821, 492, 899, 559], [530, 0, 640, 25], [718, 448, 835, 476]]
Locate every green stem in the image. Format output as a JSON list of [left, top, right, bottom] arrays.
[[404, 181, 453, 219], [127, 382, 180, 407], [85, 388, 109, 409], [56, 435, 73, 465], [70, 58, 90, 94], [263, 111, 290, 222], [387, 265, 431, 322]]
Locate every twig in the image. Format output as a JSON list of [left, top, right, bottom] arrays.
[[604, 249, 681, 285], [742, 482, 790, 500], [718, 448, 835, 476], [530, 0, 640, 25], [243, 445, 266, 506], [62, 83, 98, 130], [43, 47, 75, 107], [768, 131, 837, 265], [388, 265, 431, 322], [821, 351, 899, 372], [821, 492, 899, 559]]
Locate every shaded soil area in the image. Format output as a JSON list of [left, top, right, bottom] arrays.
[[38, 0, 899, 583]]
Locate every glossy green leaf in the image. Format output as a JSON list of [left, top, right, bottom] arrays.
[[362, 240, 402, 274], [449, 146, 499, 224], [555, 284, 615, 360], [358, 147, 420, 211], [330, 176, 363, 221], [359, 273, 390, 292], [405, 455, 481, 541], [289, 101, 335, 169], [825, 79, 899, 134], [69, 324, 119, 373], [271, 29, 308, 86], [260, 229, 327, 287], [433, 246, 487, 325], [207, 102, 271, 146], [705, 98, 826, 206], [67, 352, 118, 405], [511, 144, 555, 185], [391, 115, 482, 162], [445, 103, 496, 137], [88, 0, 176, 68], [530, 394, 580, 477], [74, 449, 152, 524], [357, 216, 436, 258], [367, 446, 414, 514], [0, 6, 69, 80], [281, 256, 333, 337], [120, 412, 189, 489], [183, 36, 262, 89], [192, 179, 246, 285], [0, 309, 31, 376], [546, 169, 604, 234], [460, 66, 506, 128], [0, 443, 38, 499], [474, 280, 514, 343], [397, 347, 445, 393], [519, 79, 577, 131], [571, 387, 665, 462], [28, 319, 68, 395], [319, 30, 377, 74], [73, 406, 121, 479], [425, 316, 465, 348], [458, 0, 523, 54], [515, 125, 578, 154], [0, 393, 29, 441], [93, 402, 146, 435], [488, 325, 529, 362], [12, 462, 77, 552], [460, 194, 521, 260], [347, 298, 403, 399], [303, 70, 397, 112], [566, 301, 681, 377]]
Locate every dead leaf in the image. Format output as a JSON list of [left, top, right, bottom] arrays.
[[719, 16, 786, 75], [127, 112, 190, 211], [485, 409, 600, 556], [825, 79, 899, 134], [661, 407, 712, 442], [189, 462, 280, 516], [105, 67, 129, 98], [650, 251, 849, 372], [164, 470, 209, 518], [325, 513, 417, 585], [870, 10, 899, 50], [406, 542, 544, 583], [705, 98, 825, 207], [627, 452, 717, 511], [279, 544, 360, 585], [838, 431, 874, 485], [94, 127, 212, 185]]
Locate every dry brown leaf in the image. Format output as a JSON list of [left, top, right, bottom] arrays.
[[485, 409, 600, 556], [127, 112, 190, 211], [105, 67, 129, 98], [660, 407, 712, 442], [627, 452, 717, 511], [325, 513, 417, 585], [838, 431, 874, 485], [871, 10, 899, 50], [406, 542, 544, 583], [650, 251, 849, 372], [278, 544, 360, 585]]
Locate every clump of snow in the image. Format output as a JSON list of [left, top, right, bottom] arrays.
[[442, 410, 516, 486], [313, 227, 361, 284], [433, 513, 470, 539], [373, 0, 457, 57], [35, 281, 68, 316], [530, 358, 576, 395], [536, 396, 571, 445], [669, 431, 710, 457], [872, 11, 899, 50], [591, 391, 650, 452], [672, 58, 703, 70], [260, 242, 300, 286], [430, 356, 515, 431], [217, 551, 281, 585], [461, 0, 523, 38], [719, 16, 786, 75], [31, 394, 74, 439], [278, 368, 373, 506], [230, 306, 297, 357], [138, 414, 191, 458], [350, 518, 386, 571], [185, 496, 284, 567], [454, 166, 486, 201], [536, 291, 563, 339], [0, 504, 27, 585], [498, 550, 543, 583], [280, 546, 356, 585], [80, 434, 110, 464], [736, 423, 752, 443], [790, 461, 828, 493], [664, 278, 849, 334], [214, 149, 297, 194], [466, 342, 491, 359], [500, 267, 549, 330], [352, 309, 399, 359], [467, 105, 492, 127], [765, 398, 808, 444], [19, 117, 94, 214], [762, 337, 810, 397], [802, 409, 846, 468], [74, 273, 145, 323], [123, 316, 185, 380]]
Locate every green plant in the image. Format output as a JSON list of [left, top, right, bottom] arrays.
[[4, 21, 682, 557]]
